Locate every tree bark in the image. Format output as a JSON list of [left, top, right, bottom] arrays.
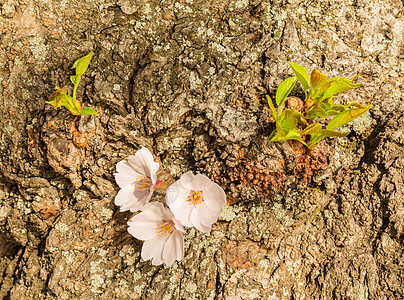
[[0, 0, 403, 299]]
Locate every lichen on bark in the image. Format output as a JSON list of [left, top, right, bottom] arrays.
[[0, 0, 403, 299]]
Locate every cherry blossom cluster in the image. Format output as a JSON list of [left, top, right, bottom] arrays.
[[114, 147, 226, 266]]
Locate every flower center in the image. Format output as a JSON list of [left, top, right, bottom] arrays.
[[155, 221, 174, 237], [186, 190, 204, 207], [134, 176, 152, 192]]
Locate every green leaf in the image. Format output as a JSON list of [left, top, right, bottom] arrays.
[[271, 128, 306, 144], [307, 130, 349, 149], [73, 98, 82, 113], [309, 69, 327, 93], [268, 129, 277, 140], [303, 123, 349, 149], [302, 123, 322, 135], [306, 133, 324, 149], [306, 136, 323, 149], [71, 51, 94, 77], [277, 109, 301, 131], [70, 75, 79, 86], [305, 101, 328, 119], [271, 129, 307, 146], [269, 109, 307, 145], [60, 94, 81, 115], [306, 96, 348, 119], [80, 107, 98, 115], [46, 87, 67, 109], [279, 116, 297, 132], [288, 61, 309, 91], [326, 104, 345, 116], [46, 86, 82, 115], [326, 103, 371, 130], [320, 129, 350, 137], [305, 97, 315, 108], [276, 76, 297, 106], [303, 122, 322, 148], [266, 95, 278, 120], [322, 77, 363, 99]]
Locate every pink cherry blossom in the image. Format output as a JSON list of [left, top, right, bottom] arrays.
[[114, 146, 160, 212], [127, 202, 184, 266], [166, 171, 226, 233]]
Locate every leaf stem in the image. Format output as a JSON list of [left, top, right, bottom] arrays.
[[72, 75, 81, 100]]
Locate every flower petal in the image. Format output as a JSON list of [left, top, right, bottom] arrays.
[[114, 184, 149, 212], [178, 171, 212, 190], [191, 174, 214, 190], [162, 230, 184, 266], [115, 160, 143, 188], [189, 206, 213, 233], [166, 181, 190, 209], [202, 182, 226, 212], [169, 201, 194, 228], [175, 171, 194, 190], [161, 205, 175, 221], [172, 231, 185, 261], [166, 172, 226, 230], [140, 202, 165, 215], [141, 236, 167, 265], [127, 212, 163, 241], [140, 202, 177, 224], [129, 188, 154, 213], [115, 146, 159, 188], [172, 218, 185, 232], [198, 202, 221, 224], [127, 146, 159, 179]]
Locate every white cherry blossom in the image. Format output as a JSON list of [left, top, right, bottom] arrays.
[[166, 171, 226, 233], [127, 202, 184, 266], [114, 146, 160, 212]]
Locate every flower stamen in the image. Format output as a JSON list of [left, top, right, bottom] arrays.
[[186, 190, 204, 207], [155, 221, 174, 237], [134, 176, 153, 192]]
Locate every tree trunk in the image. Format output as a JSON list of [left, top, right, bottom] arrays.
[[0, 0, 403, 299]]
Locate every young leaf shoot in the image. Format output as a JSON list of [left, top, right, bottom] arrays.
[[46, 51, 97, 116], [267, 62, 371, 149]]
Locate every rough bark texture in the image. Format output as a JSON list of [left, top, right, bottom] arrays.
[[0, 0, 403, 299]]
